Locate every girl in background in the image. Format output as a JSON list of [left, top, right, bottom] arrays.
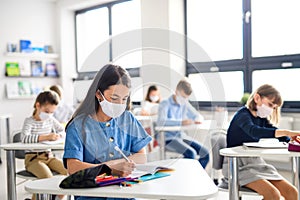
[[223, 84, 299, 200], [140, 85, 161, 116], [22, 90, 67, 200]]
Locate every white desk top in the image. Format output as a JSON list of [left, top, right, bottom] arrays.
[[155, 120, 216, 132], [220, 145, 300, 157], [25, 159, 218, 200], [0, 142, 64, 151]]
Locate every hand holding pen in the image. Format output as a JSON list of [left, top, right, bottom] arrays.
[[111, 146, 135, 177]]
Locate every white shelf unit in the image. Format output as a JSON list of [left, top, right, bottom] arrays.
[[3, 52, 60, 100]]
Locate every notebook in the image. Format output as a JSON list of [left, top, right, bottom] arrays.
[[243, 138, 287, 149], [130, 164, 174, 178]]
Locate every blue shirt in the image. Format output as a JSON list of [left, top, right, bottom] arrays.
[[156, 95, 203, 140], [227, 106, 289, 148], [63, 111, 152, 200]]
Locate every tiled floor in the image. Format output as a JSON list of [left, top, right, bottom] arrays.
[[0, 150, 293, 200]]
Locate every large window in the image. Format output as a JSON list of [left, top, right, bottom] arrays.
[[75, 0, 141, 74], [186, 0, 300, 110]]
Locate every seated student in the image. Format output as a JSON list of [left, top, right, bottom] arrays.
[[156, 78, 209, 169], [63, 64, 152, 200], [140, 85, 161, 116], [49, 84, 74, 124], [222, 84, 299, 200], [21, 90, 68, 200]]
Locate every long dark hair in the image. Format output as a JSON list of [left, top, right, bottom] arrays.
[[66, 64, 131, 129]]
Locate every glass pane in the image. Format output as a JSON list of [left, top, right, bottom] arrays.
[[252, 68, 300, 101], [76, 7, 109, 72], [111, 0, 142, 68], [188, 71, 244, 102], [252, 0, 300, 57], [187, 0, 243, 62]]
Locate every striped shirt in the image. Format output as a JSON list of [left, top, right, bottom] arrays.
[[21, 116, 65, 143]]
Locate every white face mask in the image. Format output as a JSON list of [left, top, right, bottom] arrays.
[[256, 103, 273, 118], [98, 91, 126, 118], [176, 95, 188, 105], [149, 95, 159, 102], [39, 112, 53, 121]]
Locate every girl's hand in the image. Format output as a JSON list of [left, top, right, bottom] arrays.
[[110, 161, 135, 177], [47, 133, 61, 141], [182, 119, 193, 126]]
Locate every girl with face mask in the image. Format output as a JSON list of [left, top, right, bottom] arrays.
[[21, 90, 68, 200], [140, 85, 161, 116], [63, 64, 152, 200], [223, 84, 300, 200]]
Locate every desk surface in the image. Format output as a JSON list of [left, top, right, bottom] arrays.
[[155, 120, 216, 132], [25, 159, 218, 200], [220, 145, 300, 157], [0, 142, 64, 151]]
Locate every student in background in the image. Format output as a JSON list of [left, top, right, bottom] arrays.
[[49, 84, 74, 125], [156, 78, 209, 169], [140, 85, 161, 116], [21, 91, 67, 200], [63, 64, 152, 200], [223, 84, 299, 200]]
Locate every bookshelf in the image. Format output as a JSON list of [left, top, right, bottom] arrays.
[[3, 52, 60, 99]]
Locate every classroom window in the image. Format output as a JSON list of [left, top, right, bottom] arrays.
[[251, 0, 300, 57], [188, 71, 244, 102], [76, 7, 109, 72], [186, 0, 243, 62], [75, 0, 141, 74], [252, 68, 300, 101], [186, 0, 300, 110]]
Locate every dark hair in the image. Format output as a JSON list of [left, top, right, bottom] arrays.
[[145, 85, 160, 103], [66, 64, 131, 128], [33, 90, 59, 115], [176, 79, 192, 95], [49, 85, 63, 99]]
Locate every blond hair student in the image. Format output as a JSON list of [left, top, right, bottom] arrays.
[[223, 84, 300, 200], [21, 90, 67, 200]]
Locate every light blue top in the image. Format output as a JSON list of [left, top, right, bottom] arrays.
[[156, 95, 203, 141], [63, 111, 152, 200]]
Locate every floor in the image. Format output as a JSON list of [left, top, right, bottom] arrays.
[[0, 149, 293, 200]]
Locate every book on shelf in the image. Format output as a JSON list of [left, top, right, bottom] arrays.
[[5, 62, 20, 76], [5, 83, 19, 99], [30, 60, 44, 76], [18, 81, 32, 96], [20, 39, 32, 53], [19, 61, 31, 76], [45, 62, 58, 77]]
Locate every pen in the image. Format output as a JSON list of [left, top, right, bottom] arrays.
[[114, 146, 130, 162]]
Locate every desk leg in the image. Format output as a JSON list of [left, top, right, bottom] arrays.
[[6, 150, 16, 200], [159, 131, 165, 160], [228, 157, 239, 200], [6, 117, 11, 143], [292, 157, 300, 200]]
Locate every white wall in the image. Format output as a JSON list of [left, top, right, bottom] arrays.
[[0, 0, 60, 138]]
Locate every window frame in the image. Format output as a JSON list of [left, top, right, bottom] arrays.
[[185, 0, 300, 112], [74, 0, 140, 79]]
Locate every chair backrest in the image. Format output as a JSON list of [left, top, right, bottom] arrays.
[[12, 131, 26, 159], [210, 129, 227, 170]]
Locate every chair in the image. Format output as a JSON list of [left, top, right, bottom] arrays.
[[210, 129, 262, 199], [12, 131, 59, 184]]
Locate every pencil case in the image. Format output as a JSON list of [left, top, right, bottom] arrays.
[[288, 141, 300, 152]]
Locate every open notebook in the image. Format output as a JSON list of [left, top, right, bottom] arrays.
[[243, 138, 287, 149], [130, 164, 174, 178]]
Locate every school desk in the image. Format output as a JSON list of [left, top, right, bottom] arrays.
[[0, 142, 64, 200], [25, 158, 218, 200], [220, 146, 300, 200], [155, 120, 216, 159]]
